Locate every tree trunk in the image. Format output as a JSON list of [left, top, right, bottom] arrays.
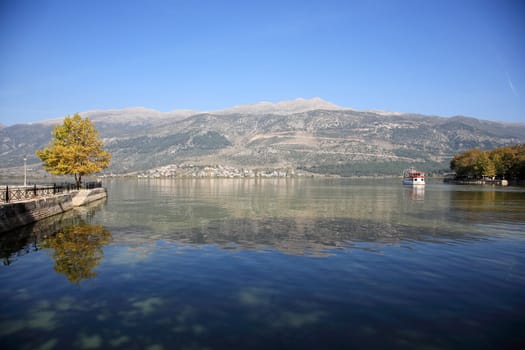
[[75, 174, 82, 189]]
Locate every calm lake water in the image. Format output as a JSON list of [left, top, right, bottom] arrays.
[[1, 178, 524, 350]]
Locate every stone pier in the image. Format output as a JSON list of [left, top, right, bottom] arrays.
[[0, 188, 107, 233], [71, 188, 108, 206]]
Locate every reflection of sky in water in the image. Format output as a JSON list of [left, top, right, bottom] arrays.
[[0, 179, 524, 349], [2, 239, 524, 349]]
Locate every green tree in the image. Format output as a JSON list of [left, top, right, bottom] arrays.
[[450, 148, 495, 178], [451, 148, 478, 177], [489, 146, 516, 178], [508, 144, 525, 180], [475, 151, 495, 178], [36, 114, 111, 187], [451, 144, 525, 180]]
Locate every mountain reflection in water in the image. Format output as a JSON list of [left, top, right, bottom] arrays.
[[109, 216, 481, 258], [3, 179, 524, 262], [87, 178, 524, 256]]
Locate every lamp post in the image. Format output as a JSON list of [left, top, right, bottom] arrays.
[[23, 156, 27, 187]]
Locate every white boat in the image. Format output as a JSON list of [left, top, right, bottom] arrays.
[[402, 167, 425, 186]]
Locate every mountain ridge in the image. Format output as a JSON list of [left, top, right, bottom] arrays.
[[213, 97, 345, 116], [4, 97, 521, 126], [1, 98, 524, 177]]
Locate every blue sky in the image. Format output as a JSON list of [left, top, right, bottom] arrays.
[[0, 0, 524, 125]]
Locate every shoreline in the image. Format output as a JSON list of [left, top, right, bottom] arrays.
[[443, 178, 509, 186]]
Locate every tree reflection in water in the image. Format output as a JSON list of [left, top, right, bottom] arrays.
[[41, 223, 111, 283]]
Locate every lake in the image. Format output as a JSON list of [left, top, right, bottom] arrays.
[[1, 178, 524, 350]]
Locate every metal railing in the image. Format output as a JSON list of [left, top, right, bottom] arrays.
[[1, 182, 102, 204]]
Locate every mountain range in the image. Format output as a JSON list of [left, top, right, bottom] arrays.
[[1, 98, 524, 177]]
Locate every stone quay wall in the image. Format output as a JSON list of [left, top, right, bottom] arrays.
[[0, 188, 107, 233]]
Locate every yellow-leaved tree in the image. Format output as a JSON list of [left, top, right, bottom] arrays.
[[41, 223, 112, 284], [36, 113, 111, 187]]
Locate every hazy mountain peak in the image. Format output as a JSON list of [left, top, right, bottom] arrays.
[[215, 97, 344, 115], [33, 98, 348, 126], [39, 107, 200, 126]]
